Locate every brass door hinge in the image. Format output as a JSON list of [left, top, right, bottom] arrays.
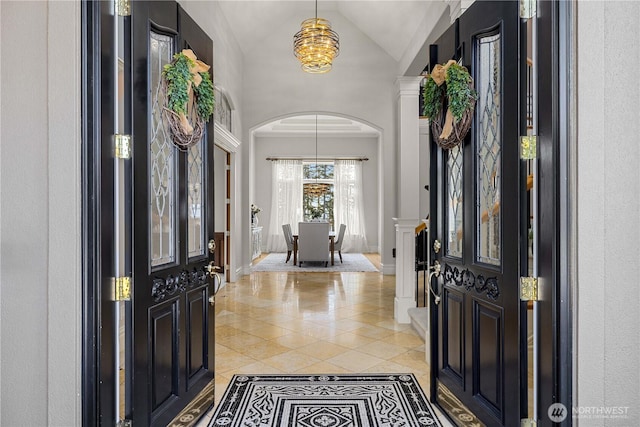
[[113, 276, 132, 301], [520, 135, 537, 159], [520, 276, 539, 301], [115, 0, 131, 17], [114, 134, 132, 159], [521, 418, 537, 427], [116, 419, 132, 427]]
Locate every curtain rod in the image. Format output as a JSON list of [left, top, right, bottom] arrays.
[[266, 156, 368, 161]]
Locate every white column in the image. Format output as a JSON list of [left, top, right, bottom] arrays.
[[396, 76, 423, 218], [419, 118, 431, 220], [393, 218, 419, 323], [394, 77, 422, 324]]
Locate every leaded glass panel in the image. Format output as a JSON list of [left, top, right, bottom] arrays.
[[188, 142, 205, 257], [446, 145, 463, 258], [150, 31, 176, 267], [476, 32, 501, 265]]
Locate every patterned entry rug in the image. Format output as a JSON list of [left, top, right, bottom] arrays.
[[208, 374, 443, 426]]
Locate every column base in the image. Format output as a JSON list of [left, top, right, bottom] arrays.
[[394, 296, 416, 324]]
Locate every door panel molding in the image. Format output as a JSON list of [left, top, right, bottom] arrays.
[[442, 288, 464, 385], [472, 300, 503, 418]]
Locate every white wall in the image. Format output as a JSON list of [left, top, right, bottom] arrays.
[[181, 0, 246, 280], [242, 10, 398, 271], [0, 1, 81, 425], [254, 134, 379, 252], [577, 1, 640, 424]]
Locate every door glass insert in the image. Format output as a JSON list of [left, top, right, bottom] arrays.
[[446, 144, 463, 258], [476, 32, 502, 266], [188, 141, 205, 257], [150, 31, 176, 267]]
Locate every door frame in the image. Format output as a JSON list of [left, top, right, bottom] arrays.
[[427, 0, 574, 424], [81, 0, 117, 424]]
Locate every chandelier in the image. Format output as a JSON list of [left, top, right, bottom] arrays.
[[293, 0, 340, 73]]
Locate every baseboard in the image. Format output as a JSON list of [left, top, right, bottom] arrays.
[[380, 262, 396, 275]]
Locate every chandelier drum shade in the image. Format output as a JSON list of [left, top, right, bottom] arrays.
[[293, 1, 339, 73]]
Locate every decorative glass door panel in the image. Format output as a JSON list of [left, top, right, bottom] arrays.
[[476, 32, 502, 266], [446, 145, 463, 258], [188, 142, 205, 258], [150, 31, 176, 267]]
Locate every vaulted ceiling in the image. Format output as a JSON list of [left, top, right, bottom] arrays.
[[214, 0, 453, 135], [217, 0, 444, 62]]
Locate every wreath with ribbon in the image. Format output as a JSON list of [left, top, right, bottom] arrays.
[[422, 60, 477, 149], [161, 49, 215, 150]]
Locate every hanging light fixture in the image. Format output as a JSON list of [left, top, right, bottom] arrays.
[[307, 115, 331, 196], [293, 0, 340, 73]]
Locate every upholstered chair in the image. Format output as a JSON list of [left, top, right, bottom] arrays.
[[282, 224, 294, 263], [333, 223, 347, 263], [297, 222, 330, 267]]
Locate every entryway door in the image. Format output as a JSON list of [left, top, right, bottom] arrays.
[[428, 1, 525, 426], [129, 2, 216, 425]]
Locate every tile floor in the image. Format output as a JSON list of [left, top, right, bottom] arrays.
[[197, 262, 452, 426]]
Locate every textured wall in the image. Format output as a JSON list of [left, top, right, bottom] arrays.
[[0, 1, 81, 425], [577, 1, 640, 424]]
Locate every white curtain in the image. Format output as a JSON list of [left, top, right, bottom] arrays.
[[266, 160, 304, 252], [334, 160, 368, 252]]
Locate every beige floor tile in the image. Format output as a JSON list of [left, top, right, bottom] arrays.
[[297, 341, 350, 360], [325, 331, 377, 349], [326, 349, 386, 371], [236, 340, 291, 359], [295, 361, 352, 374], [384, 330, 425, 348], [215, 351, 257, 373], [356, 340, 408, 360], [261, 349, 321, 372], [274, 332, 319, 349]]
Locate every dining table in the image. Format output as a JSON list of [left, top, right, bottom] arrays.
[[292, 231, 336, 266]]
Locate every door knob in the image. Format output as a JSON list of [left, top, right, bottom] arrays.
[[208, 239, 216, 253]]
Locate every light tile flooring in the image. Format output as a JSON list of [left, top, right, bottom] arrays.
[[196, 256, 453, 426]]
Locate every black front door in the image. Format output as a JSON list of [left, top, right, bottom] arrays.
[[131, 2, 215, 425], [429, 2, 524, 426]]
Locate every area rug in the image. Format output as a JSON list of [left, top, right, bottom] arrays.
[[208, 374, 443, 426], [251, 253, 378, 273]]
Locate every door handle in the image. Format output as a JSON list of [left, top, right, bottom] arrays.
[[205, 261, 221, 275], [428, 261, 442, 304], [208, 239, 216, 253]]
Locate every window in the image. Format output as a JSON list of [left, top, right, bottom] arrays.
[[302, 162, 334, 227]]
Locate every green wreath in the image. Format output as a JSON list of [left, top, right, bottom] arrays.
[[161, 49, 215, 149], [422, 60, 476, 149]]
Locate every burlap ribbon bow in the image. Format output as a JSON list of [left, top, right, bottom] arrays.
[[177, 49, 211, 135], [429, 59, 458, 140]]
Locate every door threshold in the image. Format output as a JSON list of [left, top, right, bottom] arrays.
[[166, 380, 215, 427], [436, 381, 485, 427]]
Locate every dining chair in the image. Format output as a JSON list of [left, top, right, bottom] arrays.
[[297, 222, 330, 267], [282, 224, 294, 263], [333, 223, 347, 263]]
